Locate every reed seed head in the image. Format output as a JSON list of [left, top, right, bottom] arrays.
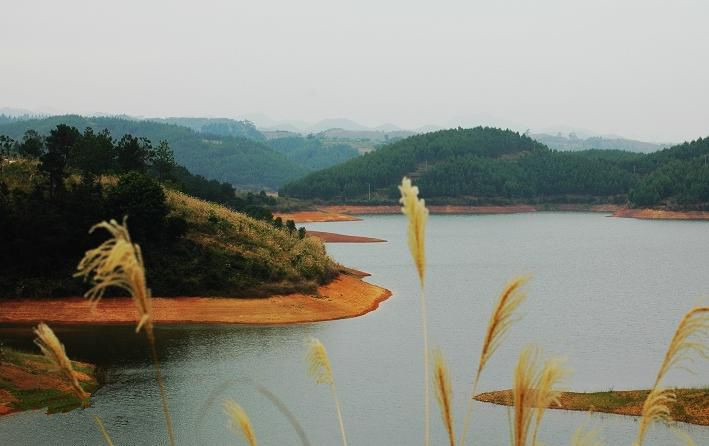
[[512, 344, 567, 446], [652, 306, 708, 388], [634, 306, 708, 446], [433, 348, 455, 446], [224, 399, 258, 446], [307, 337, 333, 385], [33, 323, 90, 406], [75, 218, 153, 334], [477, 276, 530, 379], [399, 177, 428, 287], [634, 387, 676, 446]]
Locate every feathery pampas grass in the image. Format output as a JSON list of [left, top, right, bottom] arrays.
[[433, 349, 455, 446], [224, 400, 258, 446], [75, 217, 175, 446], [399, 176, 431, 446], [512, 345, 568, 446], [33, 323, 90, 407], [307, 337, 348, 446], [75, 218, 152, 334], [633, 306, 708, 446], [460, 276, 530, 445]]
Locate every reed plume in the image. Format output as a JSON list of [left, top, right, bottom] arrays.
[[75, 217, 175, 446], [307, 337, 347, 446], [33, 323, 90, 407], [433, 349, 455, 446], [634, 387, 675, 445], [530, 356, 568, 445], [650, 306, 708, 389], [460, 276, 530, 445], [634, 306, 708, 446], [512, 345, 567, 446], [399, 176, 431, 446], [75, 217, 152, 334], [224, 400, 258, 446]]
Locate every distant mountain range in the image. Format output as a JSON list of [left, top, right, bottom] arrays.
[[2, 106, 672, 152], [531, 133, 669, 153]]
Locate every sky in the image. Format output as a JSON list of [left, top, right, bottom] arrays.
[[2, 0, 708, 142]]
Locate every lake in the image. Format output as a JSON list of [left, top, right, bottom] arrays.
[[1, 213, 708, 445]]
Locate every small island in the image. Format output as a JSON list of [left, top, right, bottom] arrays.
[[0, 349, 98, 417], [475, 388, 709, 426]]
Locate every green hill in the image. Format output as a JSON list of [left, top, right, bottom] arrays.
[[280, 127, 709, 209], [149, 117, 266, 141], [531, 133, 667, 153], [266, 135, 359, 171], [0, 159, 336, 298], [0, 115, 306, 189]]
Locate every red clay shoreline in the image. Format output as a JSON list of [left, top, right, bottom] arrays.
[[307, 230, 386, 243], [278, 204, 709, 222], [0, 274, 392, 326]]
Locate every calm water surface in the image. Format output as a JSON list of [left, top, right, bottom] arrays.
[[1, 213, 707, 445]]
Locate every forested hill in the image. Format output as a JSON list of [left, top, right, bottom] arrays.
[[531, 133, 667, 153], [279, 127, 709, 209], [148, 117, 266, 141], [0, 115, 305, 189]]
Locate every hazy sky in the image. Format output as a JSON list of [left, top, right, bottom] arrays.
[[2, 0, 708, 141]]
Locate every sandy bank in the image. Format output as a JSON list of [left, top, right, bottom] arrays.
[[475, 388, 708, 426], [279, 204, 621, 223], [273, 210, 360, 223], [613, 208, 709, 220], [322, 204, 541, 215], [308, 230, 386, 243], [0, 274, 392, 326]]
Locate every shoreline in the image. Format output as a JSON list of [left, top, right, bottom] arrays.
[[475, 388, 709, 426], [0, 273, 392, 326], [307, 230, 386, 243], [612, 208, 709, 220], [277, 204, 709, 222]]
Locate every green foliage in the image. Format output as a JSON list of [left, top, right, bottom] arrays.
[[0, 159, 334, 298], [281, 128, 709, 209], [107, 172, 170, 242], [69, 128, 114, 175], [266, 136, 359, 171], [0, 115, 305, 188], [115, 134, 153, 173], [151, 117, 266, 141]]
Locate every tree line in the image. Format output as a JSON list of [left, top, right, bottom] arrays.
[[0, 125, 304, 298], [279, 127, 709, 209]]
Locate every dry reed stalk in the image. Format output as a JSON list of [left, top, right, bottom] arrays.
[[307, 338, 348, 446], [512, 345, 566, 446], [399, 176, 431, 446], [224, 400, 258, 446], [92, 414, 115, 446], [460, 276, 530, 445], [75, 217, 175, 446], [634, 306, 708, 446], [33, 323, 90, 406], [530, 357, 568, 445], [433, 349, 455, 446]]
